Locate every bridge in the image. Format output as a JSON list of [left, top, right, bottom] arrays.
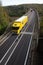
[[0, 9, 40, 65]]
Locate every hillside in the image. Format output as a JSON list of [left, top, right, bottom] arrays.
[[3, 4, 43, 36], [0, 4, 43, 36], [4, 4, 43, 16]]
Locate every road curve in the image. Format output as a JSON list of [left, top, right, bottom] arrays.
[[0, 10, 38, 65]]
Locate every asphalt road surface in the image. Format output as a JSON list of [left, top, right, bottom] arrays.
[[0, 34, 17, 60], [0, 10, 38, 65]]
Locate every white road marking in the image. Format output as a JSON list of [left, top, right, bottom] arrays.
[[4, 22, 29, 65], [0, 20, 29, 63], [21, 32, 33, 35], [24, 35, 33, 65], [0, 32, 10, 42], [0, 11, 32, 64], [0, 32, 12, 46], [5, 34, 23, 65], [0, 33, 21, 63], [24, 23, 35, 65]]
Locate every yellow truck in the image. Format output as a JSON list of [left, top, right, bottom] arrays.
[[11, 16, 28, 34]]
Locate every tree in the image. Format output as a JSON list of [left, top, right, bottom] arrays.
[[0, 5, 9, 35]]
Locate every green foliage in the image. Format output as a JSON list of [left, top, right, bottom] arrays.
[[0, 6, 9, 35], [0, 23, 7, 35], [4, 6, 26, 17], [3, 4, 43, 36]]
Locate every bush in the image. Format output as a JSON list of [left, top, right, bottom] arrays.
[[0, 22, 8, 35], [0, 6, 9, 35]]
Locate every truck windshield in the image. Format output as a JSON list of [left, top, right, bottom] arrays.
[[12, 27, 19, 30]]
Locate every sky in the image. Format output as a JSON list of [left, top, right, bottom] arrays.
[[1, 0, 43, 6]]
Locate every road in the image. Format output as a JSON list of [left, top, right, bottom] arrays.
[[0, 10, 38, 65]]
